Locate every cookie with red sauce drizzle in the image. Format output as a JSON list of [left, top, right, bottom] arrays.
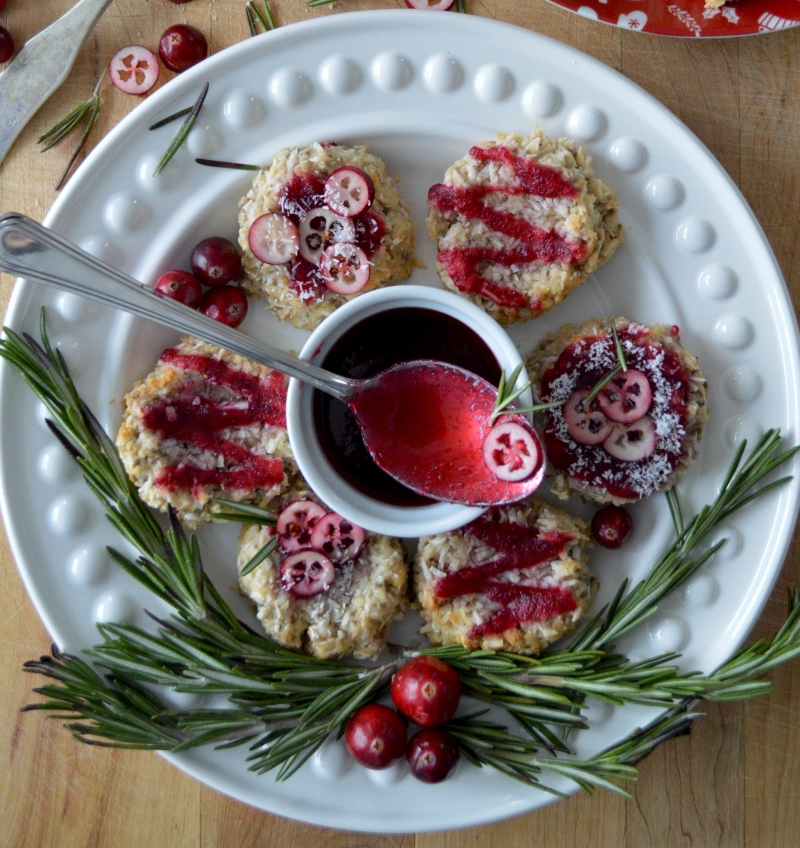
[[238, 488, 407, 660], [414, 499, 595, 654], [116, 338, 295, 527], [238, 143, 416, 331], [427, 129, 623, 326], [526, 318, 708, 505]]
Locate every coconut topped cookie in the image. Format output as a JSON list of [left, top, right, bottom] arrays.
[[238, 489, 407, 660], [427, 128, 623, 326], [526, 318, 708, 505], [414, 499, 595, 654], [116, 338, 294, 527], [238, 142, 416, 330]]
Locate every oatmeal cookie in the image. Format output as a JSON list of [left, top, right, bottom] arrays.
[[238, 142, 416, 330], [238, 490, 407, 659], [526, 317, 708, 505], [414, 499, 596, 654], [116, 338, 294, 527], [427, 128, 623, 326]]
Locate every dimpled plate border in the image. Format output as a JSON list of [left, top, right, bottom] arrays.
[[1, 11, 799, 833]]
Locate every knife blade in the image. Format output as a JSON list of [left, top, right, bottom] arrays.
[[0, 0, 114, 167]]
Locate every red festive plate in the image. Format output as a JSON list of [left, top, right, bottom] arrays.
[[548, 0, 800, 36]]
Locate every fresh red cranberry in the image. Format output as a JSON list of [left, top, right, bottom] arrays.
[[154, 269, 202, 307], [199, 286, 248, 327], [158, 24, 207, 73], [591, 504, 634, 549], [345, 704, 407, 769], [0, 0, 6, 12], [191, 236, 242, 287], [406, 728, 460, 783], [0, 26, 14, 64], [391, 656, 461, 728]]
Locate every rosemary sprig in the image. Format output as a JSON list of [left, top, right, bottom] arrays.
[[456, 0, 468, 11], [195, 158, 261, 171], [490, 365, 562, 423], [153, 83, 209, 177], [307, 0, 340, 7], [38, 79, 103, 190], [213, 498, 278, 576]]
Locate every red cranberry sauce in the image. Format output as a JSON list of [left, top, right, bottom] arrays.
[[428, 145, 587, 311], [278, 174, 385, 304], [540, 326, 693, 499], [314, 307, 501, 507], [142, 349, 288, 494], [432, 516, 577, 639]]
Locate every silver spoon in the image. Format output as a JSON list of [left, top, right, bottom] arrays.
[[0, 213, 543, 505]]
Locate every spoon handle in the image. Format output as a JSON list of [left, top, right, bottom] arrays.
[[0, 213, 356, 401]]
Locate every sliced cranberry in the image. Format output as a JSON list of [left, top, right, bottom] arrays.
[[279, 550, 336, 597], [319, 243, 370, 295], [563, 389, 614, 446], [406, 729, 460, 783], [298, 208, 356, 265], [345, 704, 407, 769], [603, 415, 657, 462], [198, 286, 248, 328], [191, 237, 242, 287], [391, 656, 461, 728], [406, 0, 457, 8], [309, 512, 366, 563], [324, 167, 375, 218], [248, 213, 299, 265], [596, 369, 653, 424], [108, 46, 159, 95], [154, 270, 202, 307], [276, 499, 328, 555], [279, 174, 326, 220], [158, 24, 207, 74], [482, 420, 542, 482], [591, 505, 633, 549], [353, 210, 385, 256]]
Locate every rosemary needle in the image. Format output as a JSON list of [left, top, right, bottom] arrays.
[[153, 82, 209, 177], [247, 0, 275, 32], [195, 158, 260, 171], [610, 318, 628, 372], [148, 107, 193, 131]]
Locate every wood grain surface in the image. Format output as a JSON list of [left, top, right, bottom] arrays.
[[1, 1, 799, 845]]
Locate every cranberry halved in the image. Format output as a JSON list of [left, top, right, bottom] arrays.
[[563, 389, 614, 446], [279, 550, 336, 598], [324, 167, 375, 218], [596, 369, 653, 424], [298, 208, 355, 265], [108, 45, 159, 95], [248, 213, 300, 265], [276, 499, 328, 555], [309, 512, 366, 564], [319, 243, 370, 295], [482, 420, 542, 482], [603, 415, 657, 462]]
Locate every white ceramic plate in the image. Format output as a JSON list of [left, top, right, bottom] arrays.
[[1, 10, 799, 833]]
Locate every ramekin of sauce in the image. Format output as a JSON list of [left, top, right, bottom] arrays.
[[286, 285, 532, 536]]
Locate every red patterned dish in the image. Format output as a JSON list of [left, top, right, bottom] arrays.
[[548, 0, 800, 37]]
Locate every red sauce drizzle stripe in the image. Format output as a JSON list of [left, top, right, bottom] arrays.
[[428, 145, 587, 310], [431, 519, 577, 638], [143, 351, 288, 493]]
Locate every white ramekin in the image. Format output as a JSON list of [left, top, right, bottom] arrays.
[[286, 285, 532, 536]]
